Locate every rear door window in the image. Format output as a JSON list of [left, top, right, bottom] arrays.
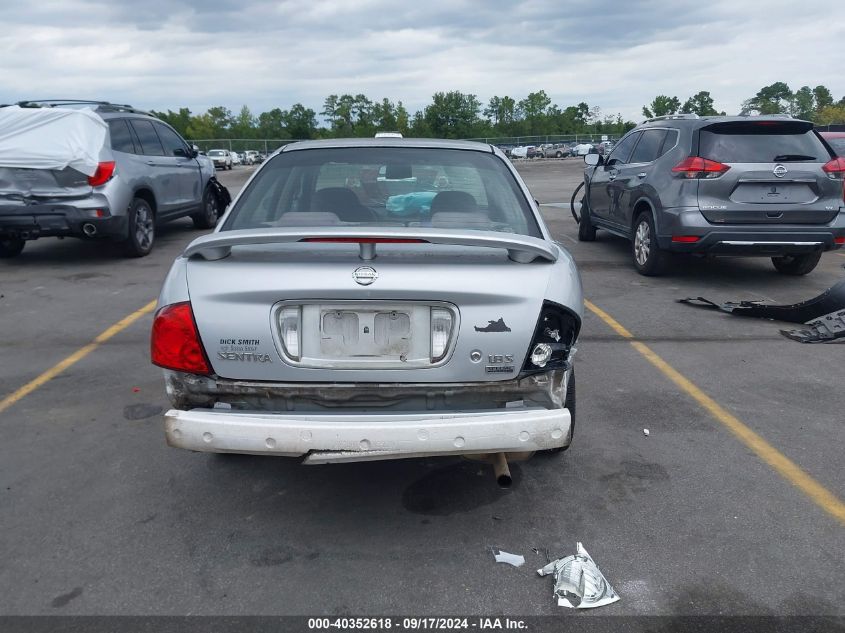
[[108, 119, 136, 154], [630, 129, 667, 164], [129, 120, 165, 156], [153, 122, 189, 157], [699, 122, 829, 163], [606, 132, 641, 165], [825, 137, 845, 157]]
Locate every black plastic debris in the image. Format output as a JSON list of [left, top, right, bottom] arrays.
[[679, 279, 845, 344]]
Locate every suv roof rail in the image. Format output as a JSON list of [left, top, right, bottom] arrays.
[[12, 99, 152, 116], [643, 113, 699, 123]]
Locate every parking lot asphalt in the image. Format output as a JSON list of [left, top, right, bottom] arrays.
[[0, 160, 843, 617]]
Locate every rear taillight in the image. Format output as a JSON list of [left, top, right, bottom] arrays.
[[87, 161, 116, 187], [278, 306, 301, 361], [430, 307, 454, 362], [522, 303, 580, 374], [672, 156, 730, 179], [835, 237, 845, 245], [151, 302, 211, 375], [822, 157, 845, 177]]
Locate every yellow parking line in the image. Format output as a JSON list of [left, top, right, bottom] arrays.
[[584, 299, 845, 526], [0, 300, 157, 415]]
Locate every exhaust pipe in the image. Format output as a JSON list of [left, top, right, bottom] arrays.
[[492, 452, 512, 488], [82, 223, 97, 237]]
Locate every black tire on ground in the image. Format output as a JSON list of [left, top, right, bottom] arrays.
[[546, 367, 576, 454], [555, 151, 563, 158], [191, 186, 221, 230], [0, 237, 25, 258], [771, 252, 822, 276], [121, 197, 155, 257], [577, 197, 597, 241], [632, 211, 669, 276]]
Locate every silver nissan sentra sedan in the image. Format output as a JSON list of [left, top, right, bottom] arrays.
[[151, 137, 583, 473]]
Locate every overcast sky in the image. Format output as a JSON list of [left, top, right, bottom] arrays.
[[1, 0, 842, 123]]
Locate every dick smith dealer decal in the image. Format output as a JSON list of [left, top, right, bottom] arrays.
[[218, 338, 273, 362]]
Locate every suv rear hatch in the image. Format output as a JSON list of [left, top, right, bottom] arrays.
[[0, 166, 92, 201], [695, 120, 840, 225]]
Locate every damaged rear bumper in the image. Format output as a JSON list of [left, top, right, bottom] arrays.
[[164, 407, 571, 462], [162, 370, 573, 462]]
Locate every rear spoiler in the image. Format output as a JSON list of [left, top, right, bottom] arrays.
[[183, 227, 558, 263]]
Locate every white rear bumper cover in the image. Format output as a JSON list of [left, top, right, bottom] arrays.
[[164, 407, 571, 463]]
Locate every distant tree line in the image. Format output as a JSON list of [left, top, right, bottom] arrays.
[[150, 83, 845, 142], [641, 84, 845, 124]]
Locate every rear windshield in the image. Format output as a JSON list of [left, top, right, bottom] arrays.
[[699, 122, 830, 163], [208, 150, 225, 156], [223, 147, 541, 237]]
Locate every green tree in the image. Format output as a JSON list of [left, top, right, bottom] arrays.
[[816, 104, 845, 125], [742, 82, 793, 114], [395, 101, 410, 135], [517, 90, 552, 134], [231, 105, 256, 138], [680, 91, 719, 116], [642, 95, 681, 119], [150, 107, 192, 137], [813, 85, 834, 111], [283, 103, 317, 139], [790, 86, 816, 120], [423, 91, 482, 138], [257, 108, 287, 138]]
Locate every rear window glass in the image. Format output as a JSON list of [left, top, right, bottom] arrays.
[[659, 130, 679, 156], [108, 119, 136, 154], [223, 147, 541, 238], [699, 123, 829, 163], [630, 129, 667, 164]]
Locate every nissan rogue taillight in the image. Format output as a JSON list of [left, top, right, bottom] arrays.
[[672, 156, 730, 179], [823, 158, 845, 203], [87, 161, 116, 187], [151, 302, 211, 375]]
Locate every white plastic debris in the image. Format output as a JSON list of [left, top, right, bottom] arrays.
[[493, 550, 525, 567], [0, 105, 107, 176], [537, 542, 619, 609], [643, 428, 650, 437]]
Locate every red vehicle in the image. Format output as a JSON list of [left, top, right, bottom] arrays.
[[820, 131, 845, 157]]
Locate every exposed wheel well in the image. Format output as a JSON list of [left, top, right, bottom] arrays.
[[133, 189, 157, 218], [632, 199, 654, 230]]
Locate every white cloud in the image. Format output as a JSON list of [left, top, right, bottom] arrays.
[[0, 0, 841, 123]]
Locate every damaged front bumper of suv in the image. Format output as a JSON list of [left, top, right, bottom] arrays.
[[162, 369, 573, 462]]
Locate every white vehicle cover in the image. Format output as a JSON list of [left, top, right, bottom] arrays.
[[0, 105, 107, 176]]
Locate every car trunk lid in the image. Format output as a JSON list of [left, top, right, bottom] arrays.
[[184, 233, 558, 383]]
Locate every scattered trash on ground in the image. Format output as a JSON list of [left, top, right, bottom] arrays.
[[678, 279, 845, 343], [491, 548, 525, 567], [537, 542, 620, 609]]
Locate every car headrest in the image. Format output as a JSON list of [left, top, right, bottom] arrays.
[[430, 190, 479, 215]]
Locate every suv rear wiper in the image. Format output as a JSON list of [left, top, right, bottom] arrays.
[[772, 154, 816, 161]]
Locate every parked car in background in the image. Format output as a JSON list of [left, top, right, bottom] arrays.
[[574, 142, 596, 156], [243, 150, 260, 165], [207, 149, 233, 170], [578, 114, 845, 276], [230, 151, 242, 165], [820, 131, 845, 157], [0, 100, 228, 258], [153, 137, 583, 474], [539, 143, 572, 158]]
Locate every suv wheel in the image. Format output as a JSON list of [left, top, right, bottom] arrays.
[[192, 186, 221, 230], [121, 197, 155, 257], [577, 197, 597, 242], [771, 252, 822, 276], [0, 237, 25, 258], [632, 212, 669, 276]]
